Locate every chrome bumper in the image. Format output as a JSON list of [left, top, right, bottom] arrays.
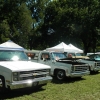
[[93, 67, 100, 71], [67, 71, 90, 77], [8, 76, 52, 90]]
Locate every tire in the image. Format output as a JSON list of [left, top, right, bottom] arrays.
[[0, 77, 6, 93], [55, 70, 66, 81]]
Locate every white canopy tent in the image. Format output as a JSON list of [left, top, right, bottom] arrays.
[[46, 42, 71, 52], [46, 42, 83, 53], [0, 40, 25, 50], [68, 43, 83, 53]]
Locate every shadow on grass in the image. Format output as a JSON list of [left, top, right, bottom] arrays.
[[0, 86, 45, 100], [51, 77, 86, 84], [90, 71, 100, 75]]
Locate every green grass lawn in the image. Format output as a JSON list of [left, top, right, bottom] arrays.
[[1, 72, 100, 100]]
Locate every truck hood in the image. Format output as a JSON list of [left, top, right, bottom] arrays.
[[57, 59, 87, 65], [72, 56, 89, 59], [0, 61, 51, 71]]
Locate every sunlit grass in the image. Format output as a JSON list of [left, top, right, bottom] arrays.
[[1, 72, 100, 100]]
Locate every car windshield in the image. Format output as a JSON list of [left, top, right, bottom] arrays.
[[89, 54, 100, 59], [75, 53, 83, 56], [51, 52, 66, 60], [0, 50, 29, 61]]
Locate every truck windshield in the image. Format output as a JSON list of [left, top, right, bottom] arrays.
[[52, 52, 66, 60], [75, 53, 82, 56], [0, 50, 29, 61], [88, 54, 100, 60]]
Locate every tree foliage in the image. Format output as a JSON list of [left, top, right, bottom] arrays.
[[41, 0, 100, 53], [0, 0, 100, 53], [0, 0, 32, 48]]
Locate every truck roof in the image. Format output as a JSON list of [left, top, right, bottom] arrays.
[[0, 48, 24, 51]]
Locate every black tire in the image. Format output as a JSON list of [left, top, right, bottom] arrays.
[[0, 76, 6, 93], [55, 70, 66, 81]]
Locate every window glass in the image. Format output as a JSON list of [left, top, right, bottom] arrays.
[[0, 50, 28, 61], [52, 52, 66, 60], [41, 53, 50, 60]]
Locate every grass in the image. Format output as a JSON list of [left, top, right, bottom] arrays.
[[1, 72, 100, 100]]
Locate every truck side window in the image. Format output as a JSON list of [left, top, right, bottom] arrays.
[[41, 53, 50, 60], [41, 54, 44, 60], [46, 54, 50, 60], [27, 53, 35, 60]]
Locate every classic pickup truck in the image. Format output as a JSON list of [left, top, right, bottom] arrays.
[[64, 52, 100, 73], [0, 49, 52, 92], [25, 50, 90, 81]]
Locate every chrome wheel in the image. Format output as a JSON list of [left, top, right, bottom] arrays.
[[56, 70, 65, 80]]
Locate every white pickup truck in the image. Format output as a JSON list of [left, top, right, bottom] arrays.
[[0, 49, 52, 92], [25, 50, 90, 81]]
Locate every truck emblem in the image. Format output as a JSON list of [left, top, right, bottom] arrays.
[[33, 73, 37, 76]]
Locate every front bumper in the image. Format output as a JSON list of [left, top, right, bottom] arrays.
[[66, 71, 90, 77], [8, 76, 52, 90], [93, 66, 100, 71]]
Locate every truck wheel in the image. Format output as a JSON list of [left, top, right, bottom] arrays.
[[0, 77, 6, 93], [55, 70, 66, 81]]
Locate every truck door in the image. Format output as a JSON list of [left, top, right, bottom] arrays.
[[39, 52, 55, 75]]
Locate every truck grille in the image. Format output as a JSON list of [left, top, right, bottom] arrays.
[[71, 65, 89, 72], [19, 69, 49, 80]]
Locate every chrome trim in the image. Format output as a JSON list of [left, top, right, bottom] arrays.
[[8, 76, 52, 90], [67, 71, 90, 77], [93, 67, 100, 71]]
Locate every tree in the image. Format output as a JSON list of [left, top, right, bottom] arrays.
[[27, 0, 51, 49], [41, 0, 100, 53], [0, 0, 33, 49], [17, 3, 33, 48]]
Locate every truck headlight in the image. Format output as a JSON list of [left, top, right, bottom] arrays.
[[13, 72, 18, 76], [13, 72, 19, 81], [13, 77, 19, 81], [46, 72, 50, 76], [47, 69, 50, 72], [46, 69, 50, 75], [71, 66, 74, 72], [95, 62, 97, 67]]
